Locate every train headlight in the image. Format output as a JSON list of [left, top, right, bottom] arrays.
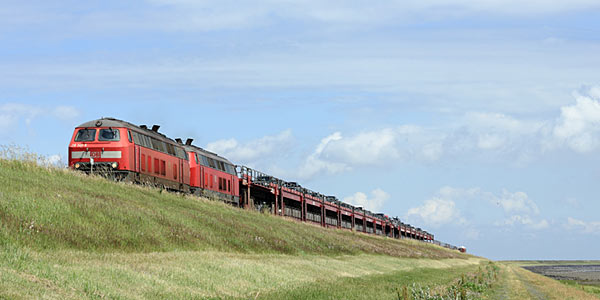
[[111, 162, 118, 169], [74, 163, 80, 169]]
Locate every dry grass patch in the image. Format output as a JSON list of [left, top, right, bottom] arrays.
[[1, 249, 484, 299]]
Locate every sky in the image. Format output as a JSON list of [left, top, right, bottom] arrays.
[[1, 0, 600, 260]]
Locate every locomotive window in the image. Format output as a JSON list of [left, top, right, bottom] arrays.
[[98, 129, 120, 141], [127, 130, 132, 143], [142, 135, 148, 147], [131, 132, 139, 144], [179, 148, 188, 160], [226, 164, 235, 175], [151, 138, 161, 152], [201, 155, 209, 166], [74, 129, 96, 142], [207, 158, 216, 169]]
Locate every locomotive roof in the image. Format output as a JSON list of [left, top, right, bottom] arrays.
[[76, 117, 181, 147], [183, 144, 234, 166]]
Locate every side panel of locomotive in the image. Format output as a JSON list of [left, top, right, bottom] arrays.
[[184, 144, 239, 204]]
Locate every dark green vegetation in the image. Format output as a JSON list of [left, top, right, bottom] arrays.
[[561, 280, 600, 297], [395, 262, 499, 300]]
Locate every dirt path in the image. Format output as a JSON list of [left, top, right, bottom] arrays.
[[494, 264, 600, 300], [513, 267, 548, 300]]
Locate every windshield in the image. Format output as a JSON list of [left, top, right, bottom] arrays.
[[74, 129, 96, 142], [98, 129, 120, 141]]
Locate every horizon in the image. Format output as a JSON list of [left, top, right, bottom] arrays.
[[2, 0, 600, 260]]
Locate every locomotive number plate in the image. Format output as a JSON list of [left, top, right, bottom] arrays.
[[90, 151, 101, 158]]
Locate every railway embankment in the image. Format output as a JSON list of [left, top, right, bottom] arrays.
[[2, 157, 597, 299]]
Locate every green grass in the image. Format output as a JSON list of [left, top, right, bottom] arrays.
[[2, 157, 598, 299], [502, 260, 600, 298], [0, 159, 463, 258], [0, 158, 479, 299], [0, 250, 484, 299], [502, 260, 600, 266], [561, 280, 600, 297]]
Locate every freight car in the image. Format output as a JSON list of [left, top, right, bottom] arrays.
[[68, 118, 456, 248]]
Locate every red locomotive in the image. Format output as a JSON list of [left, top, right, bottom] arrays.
[[68, 118, 190, 192], [68, 118, 448, 248], [182, 140, 239, 204]]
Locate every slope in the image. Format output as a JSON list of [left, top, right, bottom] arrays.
[[1, 158, 482, 299]]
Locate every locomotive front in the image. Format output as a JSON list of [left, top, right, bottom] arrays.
[[68, 119, 132, 178]]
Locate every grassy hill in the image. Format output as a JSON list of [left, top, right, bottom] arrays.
[[1, 158, 597, 299], [0, 159, 462, 257]]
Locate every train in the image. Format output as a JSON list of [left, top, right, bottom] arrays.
[[68, 117, 464, 251]]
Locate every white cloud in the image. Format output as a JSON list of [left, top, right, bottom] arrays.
[[82, 1, 600, 33], [406, 197, 463, 227], [488, 189, 548, 230], [0, 103, 42, 127], [565, 197, 580, 208], [343, 188, 389, 212], [565, 217, 600, 234], [421, 142, 444, 161], [205, 129, 293, 163], [477, 134, 506, 150], [463, 112, 545, 152], [297, 132, 349, 179], [438, 186, 481, 199], [52, 105, 81, 121], [404, 186, 485, 228], [463, 228, 481, 240], [292, 87, 600, 176], [4, 1, 600, 36], [494, 190, 540, 215], [553, 86, 600, 152], [0, 114, 17, 131], [321, 128, 400, 165], [295, 126, 447, 179], [499, 215, 549, 230], [407, 186, 549, 232], [0, 103, 80, 132]]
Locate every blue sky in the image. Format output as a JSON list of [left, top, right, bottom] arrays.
[[2, 0, 600, 260]]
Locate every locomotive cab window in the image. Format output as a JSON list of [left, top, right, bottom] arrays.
[[98, 129, 120, 141], [74, 129, 96, 142]]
